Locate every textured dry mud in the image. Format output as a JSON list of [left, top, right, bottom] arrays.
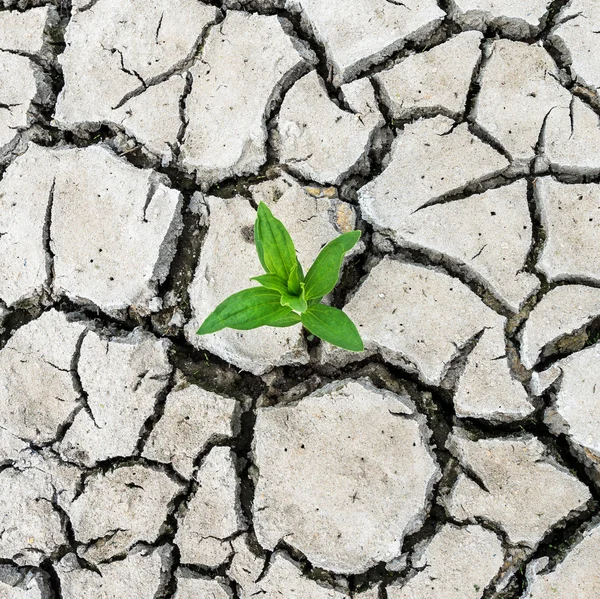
[[1, 0, 600, 597]]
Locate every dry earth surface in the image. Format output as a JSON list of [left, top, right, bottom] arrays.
[[1, 0, 600, 597]]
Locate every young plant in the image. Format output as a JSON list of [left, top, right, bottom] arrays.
[[197, 202, 364, 351]]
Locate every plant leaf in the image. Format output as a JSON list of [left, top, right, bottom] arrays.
[[254, 217, 268, 272], [197, 288, 294, 335], [301, 304, 364, 352], [251, 274, 288, 296], [303, 231, 361, 301], [268, 311, 302, 327], [296, 258, 304, 282], [280, 292, 307, 313], [287, 263, 302, 296], [255, 202, 297, 280]]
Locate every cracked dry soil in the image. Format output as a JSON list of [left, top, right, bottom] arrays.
[[1, 0, 600, 597]]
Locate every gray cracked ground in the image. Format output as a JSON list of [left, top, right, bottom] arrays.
[[1, 1, 600, 598]]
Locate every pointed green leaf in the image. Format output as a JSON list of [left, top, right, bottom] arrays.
[[304, 231, 361, 301], [287, 263, 302, 296], [255, 202, 297, 280], [251, 274, 288, 296], [197, 288, 294, 335], [301, 304, 364, 352], [267, 311, 302, 327], [296, 258, 304, 283], [254, 218, 268, 272], [280, 292, 307, 313]]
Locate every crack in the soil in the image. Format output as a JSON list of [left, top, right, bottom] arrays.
[[536, 0, 575, 42], [175, 71, 193, 154], [134, 367, 177, 456], [111, 13, 222, 112], [43, 178, 56, 295], [74, 0, 102, 12]]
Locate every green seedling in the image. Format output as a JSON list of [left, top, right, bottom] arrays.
[[197, 202, 364, 352]]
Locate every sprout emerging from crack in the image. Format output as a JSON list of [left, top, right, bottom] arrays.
[[197, 202, 363, 352]]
